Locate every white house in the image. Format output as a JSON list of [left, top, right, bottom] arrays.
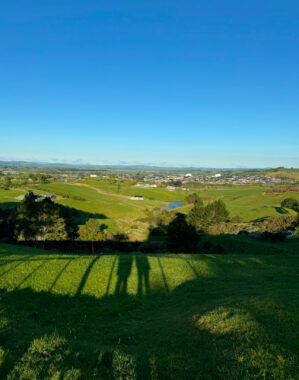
[[90, 174, 98, 178], [130, 195, 144, 200]]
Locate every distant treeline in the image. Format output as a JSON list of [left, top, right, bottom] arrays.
[[265, 185, 299, 193]]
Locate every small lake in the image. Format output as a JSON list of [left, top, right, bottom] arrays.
[[168, 201, 182, 211]]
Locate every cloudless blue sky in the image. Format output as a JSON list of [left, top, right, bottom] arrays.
[[1, 1, 298, 167]]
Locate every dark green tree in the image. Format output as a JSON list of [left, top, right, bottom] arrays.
[[166, 213, 199, 253], [185, 193, 203, 205], [15, 192, 67, 243], [187, 199, 205, 227], [281, 198, 299, 212], [187, 199, 229, 231]]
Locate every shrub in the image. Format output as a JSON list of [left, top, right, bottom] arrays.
[[281, 198, 299, 211], [238, 230, 249, 236], [261, 231, 287, 242], [148, 225, 167, 236], [259, 216, 296, 233], [231, 215, 242, 223]]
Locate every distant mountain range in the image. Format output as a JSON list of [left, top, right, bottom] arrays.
[[0, 160, 275, 171]]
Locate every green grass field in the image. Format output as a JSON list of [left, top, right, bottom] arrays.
[[0, 182, 298, 239], [83, 180, 299, 222], [0, 243, 298, 379]]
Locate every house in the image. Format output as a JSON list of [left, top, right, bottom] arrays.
[[90, 174, 98, 178], [130, 195, 144, 200], [44, 193, 56, 199]]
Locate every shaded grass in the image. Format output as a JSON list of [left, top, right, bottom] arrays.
[[0, 243, 298, 379]]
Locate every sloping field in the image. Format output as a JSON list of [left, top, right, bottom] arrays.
[[1, 183, 298, 225], [37, 183, 165, 220], [0, 243, 298, 379], [196, 186, 299, 221], [81, 181, 299, 221]]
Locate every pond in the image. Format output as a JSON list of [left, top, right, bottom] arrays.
[[168, 201, 182, 211]]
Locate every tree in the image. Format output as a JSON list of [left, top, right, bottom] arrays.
[[78, 219, 102, 253], [3, 176, 12, 190], [36, 198, 67, 242], [281, 198, 299, 212], [187, 199, 229, 231], [166, 213, 199, 253], [15, 192, 40, 240], [185, 193, 203, 205], [187, 199, 205, 227], [15, 193, 67, 245], [145, 207, 173, 226]]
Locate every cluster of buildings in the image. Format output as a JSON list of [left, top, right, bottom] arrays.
[[132, 173, 283, 186]]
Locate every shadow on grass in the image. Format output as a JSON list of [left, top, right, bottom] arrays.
[[0, 254, 298, 379], [273, 206, 289, 215]]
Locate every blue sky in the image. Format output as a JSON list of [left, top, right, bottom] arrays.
[[1, 1, 298, 167]]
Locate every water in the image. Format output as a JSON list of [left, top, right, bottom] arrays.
[[168, 201, 182, 211]]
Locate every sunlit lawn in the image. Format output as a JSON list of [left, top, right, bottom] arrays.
[[0, 243, 298, 379]]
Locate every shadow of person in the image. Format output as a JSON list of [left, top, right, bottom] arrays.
[[135, 254, 151, 296], [114, 255, 133, 295]]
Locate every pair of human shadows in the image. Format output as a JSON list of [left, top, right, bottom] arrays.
[[114, 254, 151, 296]]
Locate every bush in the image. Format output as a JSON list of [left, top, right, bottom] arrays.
[[148, 225, 167, 236], [259, 216, 296, 233], [261, 231, 287, 242], [231, 215, 242, 223], [281, 198, 299, 211], [238, 230, 249, 236]]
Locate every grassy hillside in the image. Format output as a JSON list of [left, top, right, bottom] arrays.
[[266, 168, 299, 181], [82, 180, 299, 221], [0, 182, 298, 239], [0, 243, 298, 379]]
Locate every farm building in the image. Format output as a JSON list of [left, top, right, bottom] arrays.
[[130, 195, 144, 200]]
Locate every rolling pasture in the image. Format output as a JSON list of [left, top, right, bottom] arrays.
[[80, 180, 299, 222], [0, 181, 298, 238]]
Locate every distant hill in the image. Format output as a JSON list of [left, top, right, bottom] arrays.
[[0, 160, 283, 172]]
